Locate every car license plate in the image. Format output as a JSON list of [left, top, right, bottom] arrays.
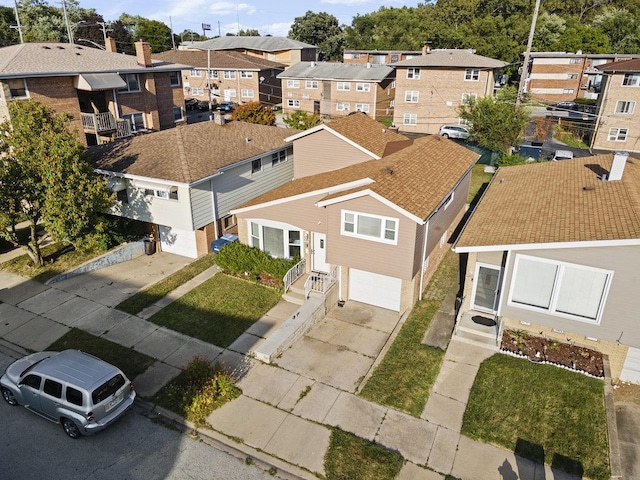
[[106, 395, 122, 412]]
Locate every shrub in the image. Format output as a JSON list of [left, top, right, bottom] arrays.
[[216, 242, 298, 285], [497, 154, 529, 167]]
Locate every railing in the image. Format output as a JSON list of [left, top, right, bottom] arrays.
[[304, 266, 338, 299], [283, 258, 305, 293], [115, 119, 132, 138], [81, 112, 116, 133]]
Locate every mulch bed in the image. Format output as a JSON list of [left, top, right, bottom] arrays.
[[221, 270, 283, 289], [501, 330, 604, 378]]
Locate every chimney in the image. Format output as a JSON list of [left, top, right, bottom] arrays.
[[366, 62, 371, 68], [422, 44, 430, 56], [608, 151, 629, 181], [105, 37, 117, 53], [135, 40, 152, 67], [213, 113, 225, 125]]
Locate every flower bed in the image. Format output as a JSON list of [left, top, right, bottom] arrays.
[[501, 330, 604, 378]]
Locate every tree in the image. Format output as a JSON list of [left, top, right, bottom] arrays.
[[288, 11, 344, 61], [119, 13, 173, 53], [0, 101, 112, 266], [592, 7, 640, 53], [231, 102, 275, 126], [458, 86, 529, 155], [282, 111, 323, 130], [0, 6, 19, 46], [179, 29, 207, 43], [238, 29, 259, 36]]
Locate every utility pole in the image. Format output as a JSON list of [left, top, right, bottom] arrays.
[[218, 21, 221, 37], [61, 0, 74, 43], [516, 0, 542, 106], [11, 0, 24, 43], [169, 16, 176, 50]]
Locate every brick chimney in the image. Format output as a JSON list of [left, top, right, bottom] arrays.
[[608, 151, 629, 181], [135, 40, 152, 67], [105, 37, 117, 53]]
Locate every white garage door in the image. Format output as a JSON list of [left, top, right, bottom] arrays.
[[349, 268, 402, 312], [620, 347, 640, 384], [158, 225, 198, 258]]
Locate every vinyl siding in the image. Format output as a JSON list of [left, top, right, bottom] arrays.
[[190, 181, 214, 229], [117, 183, 194, 230]]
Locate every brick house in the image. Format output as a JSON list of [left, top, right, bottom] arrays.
[[343, 49, 421, 65], [391, 48, 506, 135], [591, 58, 640, 153], [278, 62, 395, 120], [0, 40, 190, 146], [152, 49, 285, 107], [181, 36, 317, 67]]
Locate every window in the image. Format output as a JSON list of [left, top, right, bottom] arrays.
[[223, 71, 236, 80], [143, 186, 177, 200], [191, 87, 204, 95], [615, 101, 636, 114], [442, 192, 454, 209], [462, 93, 478, 105], [464, 69, 480, 81], [341, 210, 398, 244], [403, 113, 417, 125], [249, 221, 301, 259], [251, 159, 262, 174], [407, 68, 420, 79], [189, 69, 202, 77], [355, 103, 370, 113], [563, 89, 574, 94], [223, 88, 236, 98], [337, 82, 351, 91], [287, 99, 300, 108], [356, 83, 370, 92], [608, 128, 628, 141], [250, 222, 260, 247], [241, 89, 254, 98], [287, 79, 300, 88], [21, 374, 41, 389], [116, 189, 128, 204], [263, 226, 284, 258], [8, 78, 28, 98], [336, 102, 350, 111], [169, 187, 178, 200], [173, 106, 184, 122], [207, 70, 218, 79], [43, 379, 62, 398], [569, 58, 581, 64], [567, 73, 578, 80], [169, 71, 181, 86], [118, 74, 140, 93], [240, 71, 253, 78], [92, 374, 125, 404], [305, 80, 318, 89], [122, 112, 145, 132], [223, 215, 235, 229], [508, 255, 612, 323], [272, 150, 287, 166], [66, 387, 83, 406], [405, 90, 419, 102], [622, 73, 640, 86], [289, 231, 301, 258]]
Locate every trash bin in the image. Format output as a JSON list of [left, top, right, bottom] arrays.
[[144, 238, 156, 255]]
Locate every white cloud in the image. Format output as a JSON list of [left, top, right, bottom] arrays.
[[260, 22, 294, 37]]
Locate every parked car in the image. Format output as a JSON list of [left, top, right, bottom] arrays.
[[210, 233, 238, 253], [552, 150, 574, 161], [184, 98, 199, 110], [546, 101, 578, 112], [196, 101, 212, 111], [1, 350, 135, 439], [439, 125, 470, 140], [216, 102, 238, 113]]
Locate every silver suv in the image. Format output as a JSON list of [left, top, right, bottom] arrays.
[[439, 124, 470, 140], [1, 350, 135, 438]]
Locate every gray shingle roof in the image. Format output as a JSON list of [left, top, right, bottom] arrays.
[[392, 49, 507, 69], [186, 36, 317, 52], [152, 50, 285, 70], [0, 43, 191, 78], [277, 62, 395, 82]]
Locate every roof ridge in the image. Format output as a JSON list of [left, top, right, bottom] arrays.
[[174, 128, 192, 183], [0, 43, 25, 73]]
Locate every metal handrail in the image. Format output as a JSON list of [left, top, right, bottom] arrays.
[[283, 258, 305, 293]]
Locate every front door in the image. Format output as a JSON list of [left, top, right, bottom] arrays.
[[312, 233, 329, 273], [471, 264, 501, 313], [314, 101, 320, 115]]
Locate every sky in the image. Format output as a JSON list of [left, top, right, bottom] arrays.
[[2, 0, 423, 38]]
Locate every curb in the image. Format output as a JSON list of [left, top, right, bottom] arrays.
[[603, 357, 623, 479]]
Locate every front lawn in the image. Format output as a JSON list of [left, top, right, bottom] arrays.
[[148, 274, 281, 347], [468, 164, 494, 205], [359, 250, 458, 416], [47, 328, 155, 381], [462, 354, 609, 480]]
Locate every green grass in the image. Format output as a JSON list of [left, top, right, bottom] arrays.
[[359, 250, 458, 416], [0, 242, 104, 282], [462, 354, 609, 480], [46, 328, 155, 381], [553, 125, 589, 148], [324, 429, 404, 480], [148, 274, 281, 347], [468, 164, 494, 205], [115, 253, 217, 315]]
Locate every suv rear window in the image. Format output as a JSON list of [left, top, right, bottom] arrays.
[[92, 374, 125, 404], [66, 386, 84, 406]]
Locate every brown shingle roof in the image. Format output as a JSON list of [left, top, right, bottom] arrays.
[[87, 122, 299, 184], [597, 58, 640, 72], [236, 135, 479, 221], [152, 50, 285, 70], [455, 155, 640, 250]]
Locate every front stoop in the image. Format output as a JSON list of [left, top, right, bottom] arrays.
[[454, 312, 499, 351]]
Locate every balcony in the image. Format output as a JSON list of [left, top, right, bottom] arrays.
[[81, 112, 132, 143]]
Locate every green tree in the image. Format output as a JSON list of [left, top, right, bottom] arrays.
[[119, 13, 172, 53], [592, 7, 640, 53], [282, 111, 322, 130], [533, 12, 566, 51], [458, 86, 529, 155], [288, 11, 344, 61], [231, 102, 275, 126], [238, 29, 259, 36], [0, 6, 19, 46], [0, 101, 112, 266]]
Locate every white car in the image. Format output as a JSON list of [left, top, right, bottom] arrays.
[[439, 125, 470, 140]]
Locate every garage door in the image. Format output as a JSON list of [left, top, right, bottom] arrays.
[[158, 225, 198, 258], [620, 347, 640, 384], [348, 268, 402, 312]]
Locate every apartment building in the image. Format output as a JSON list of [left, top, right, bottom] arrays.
[[278, 61, 395, 120], [153, 49, 285, 106], [181, 36, 317, 67], [343, 49, 421, 65], [392, 48, 506, 135], [591, 58, 640, 153], [0, 40, 189, 146]]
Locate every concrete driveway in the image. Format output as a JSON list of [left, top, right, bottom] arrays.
[[275, 301, 401, 392]]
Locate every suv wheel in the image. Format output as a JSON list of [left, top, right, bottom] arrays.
[[442, 133, 449, 138], [61, 418, 81, 439], [2, 387, 18, 406]]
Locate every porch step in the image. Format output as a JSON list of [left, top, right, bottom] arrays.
[[455, 329, 500, 351], [282, 290, 305, 305], [457, 324, 496, 340]]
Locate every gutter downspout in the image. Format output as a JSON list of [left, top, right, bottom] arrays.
[[418, 220, 430, 300]]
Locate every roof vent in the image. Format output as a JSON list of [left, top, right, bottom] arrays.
[[382, 129, 386, 134], [56, 46, 65, 50], [386, 167, 394, 175], [42, 46, 51, 49], [245, 137, 252, 144], [608, 151, 628, 181]]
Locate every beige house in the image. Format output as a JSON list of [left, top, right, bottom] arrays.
[[231, 113, 478, 313], [343, 49, 421, 65], [153, 49, 285, 107], [278, 62, 396, 120], [591, 58, 640, 153], [0, 40, 189, 146], [392, 49, 506, 135], [453, 152, 640, 383], [181, 36, 317, 67]]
